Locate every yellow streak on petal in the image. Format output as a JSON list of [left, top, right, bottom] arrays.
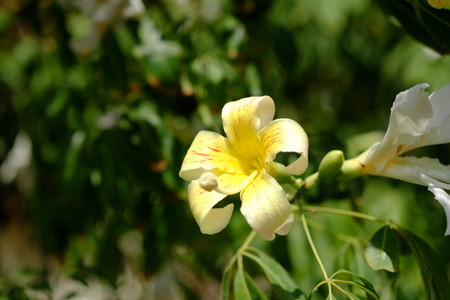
[[222, 96, 274, 157], [179, 130, 249, 181], [259, 119, 309, 175], [188, 181, 232, 235], [240, 172, 294, 240]]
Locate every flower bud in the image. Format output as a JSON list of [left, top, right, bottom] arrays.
[[318, 150, 345, 182]]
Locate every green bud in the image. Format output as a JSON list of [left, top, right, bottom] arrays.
[[318, 150, 345, 182]]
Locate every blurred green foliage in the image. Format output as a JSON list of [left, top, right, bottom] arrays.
[[0, 0, 449, 299]]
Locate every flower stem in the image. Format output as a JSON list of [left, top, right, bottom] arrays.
[[301, 205, 387, 224], [225, 230, 256, 271], [240, 230, 256, 251], [303, 172, 319, 189], [300, 213, 329, 281]]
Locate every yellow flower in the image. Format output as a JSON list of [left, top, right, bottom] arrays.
[[179, 96, 308, 240]]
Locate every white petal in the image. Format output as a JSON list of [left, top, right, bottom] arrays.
[[365, 83, 432, 173], [408, 83, 450, 149], [428, 83, 450, 129], [240, 172, 294, 240], [378, 156, 450, 186], [188, 181, 233, 235], [200, 204, 235, 235], [420, 175, 450, 236]]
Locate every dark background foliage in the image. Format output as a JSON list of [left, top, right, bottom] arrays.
[[0, 0, 449, 299]]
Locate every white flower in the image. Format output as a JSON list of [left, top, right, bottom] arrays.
[[355, 83, 450, 235]]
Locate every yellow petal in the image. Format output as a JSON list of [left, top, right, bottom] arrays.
[[179, 130, 248, 181], [188, 181, 233, 234], [240, 172, 294, 240], [259, 119, 309, 175], [199, 170, 253, 195], [222, 96, 275, 157], [215, 171, 256, 195]]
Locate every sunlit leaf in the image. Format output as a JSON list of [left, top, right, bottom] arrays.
[[365, 225, 400, 272]]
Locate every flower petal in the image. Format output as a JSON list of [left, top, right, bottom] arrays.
[[420, 175, 450, 236], [222, 96, 275, 157], [215, 170, 258, 195], [240, 172, 294, 240], [188, 180, 234, 234], [378, 156, 450, 186], [259, 118, 309, 175], [406, 83, 450, 149], [179, 130, 249, 181], [365, 83, 432, 174]]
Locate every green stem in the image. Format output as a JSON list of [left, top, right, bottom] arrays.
[[299, 205, 387, 224], [303, 172, 319, 189], [303, 217, 360, 244], [300, 213, 329, 281], [240, 230, 256, 251], [225, 230, 257, 271]]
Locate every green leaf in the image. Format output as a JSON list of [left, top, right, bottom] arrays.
[[379, 0, 450, 54], [234, 269, 268, 300], [365, 225, 400, 272], [326, 292, 337, 300], [395, 227, 450, 300], [244, 247, 306, 300], [345, 291, 362, 300], [331, 270, 379, 300], [221, 265, 234, 300]]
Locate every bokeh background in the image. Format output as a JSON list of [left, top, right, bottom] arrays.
[[0, 0, 449, 299]]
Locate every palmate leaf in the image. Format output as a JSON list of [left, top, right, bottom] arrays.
[[243, 247, 306, 300], [394, 227, 450, 300], [365, 225, 400, 272], [379, 0, 450, 54]]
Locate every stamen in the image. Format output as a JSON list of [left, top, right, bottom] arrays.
[[199, 172, 218, 191]]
